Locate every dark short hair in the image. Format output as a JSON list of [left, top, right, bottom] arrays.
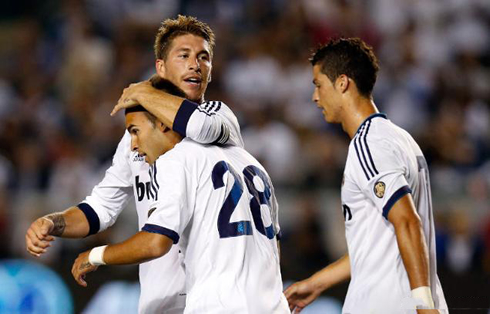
[[310, 38, 379, 98], [154, 15, 215, 60], [125, 105, 158, 127]]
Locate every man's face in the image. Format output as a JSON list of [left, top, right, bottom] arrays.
[[156, 34, 212, 103], [312, 64, 342, 123], [126, 112, 171, 164]]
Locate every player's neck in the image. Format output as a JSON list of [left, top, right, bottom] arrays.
[[342, 96, 378, 139]]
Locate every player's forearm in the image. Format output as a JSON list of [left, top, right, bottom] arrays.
[[100, 231, 173, 265], [137, 88, 183, 129], [310, 254, 351, 291], [394, 219, 430, 289], [46, 207, 90, 238]]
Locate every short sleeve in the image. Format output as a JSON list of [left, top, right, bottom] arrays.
[[173, 100, 244, 148], [81, 131, 134, 234], [357, 137, 412, 219], [270, 185, 282, 240], [142, 156, 193, 244]]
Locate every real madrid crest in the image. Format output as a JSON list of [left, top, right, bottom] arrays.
[[374, 181, 385, 198]]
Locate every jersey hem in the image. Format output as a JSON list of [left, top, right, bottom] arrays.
[[173, 99, 197, 137], [142, 223, 180, 244], [382, 185, 412, 219], [78, 203, 100, 236]]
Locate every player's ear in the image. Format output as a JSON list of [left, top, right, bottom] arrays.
[[337, 74, 349, 93], [155, 59, 166, 78]]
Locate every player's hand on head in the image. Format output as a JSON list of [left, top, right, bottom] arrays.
[[284, 279, 321, 313], [111, 80, 152, 116], [25, 217, 55, 257], [72, 250, 98, 287]]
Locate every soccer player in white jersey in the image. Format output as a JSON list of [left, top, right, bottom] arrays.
[[70, 96, 290, 313], [25, 15, 243, 314], [284, 38, 448, 314]]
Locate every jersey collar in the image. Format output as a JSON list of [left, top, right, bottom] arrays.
[[355, 113, 387, 135]]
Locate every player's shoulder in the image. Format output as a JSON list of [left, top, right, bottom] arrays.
[[197, 100, 230, 115], [348, 114, 409, 175], [355, 113, 408, 149], [157, 139, 206, 165], [116, 130, 131, 147], [112, 130, 133, 160]]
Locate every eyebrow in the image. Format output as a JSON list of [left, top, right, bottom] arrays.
[[127, 124, 135, 132], [175, 47, 210, 57]]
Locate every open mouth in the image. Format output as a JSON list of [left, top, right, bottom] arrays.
[[183, 76, 202, 87]]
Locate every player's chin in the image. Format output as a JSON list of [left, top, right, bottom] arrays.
[[323, 111, 338, 123], [181, 84, 205, 100], [322, 111, 330, 122], [184, 90, 203, 103]]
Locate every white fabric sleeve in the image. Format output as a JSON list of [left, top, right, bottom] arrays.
[[79, 132, 134, 234], [356, 137, 412, 219], [270, 183, 282, 240], [142, 155, 193, 244], [172, 100, 244, 148]]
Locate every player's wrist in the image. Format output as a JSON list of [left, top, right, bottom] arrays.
[[88, 245, 108, 266], [310, 272, 330, 292], [41, 216, 54, 226], [411, 286, 434, 309]]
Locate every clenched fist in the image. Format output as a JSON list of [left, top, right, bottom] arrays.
[[25, 214, 65, 257]]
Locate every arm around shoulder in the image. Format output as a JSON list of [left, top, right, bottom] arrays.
[[177, 100, 244, 147]]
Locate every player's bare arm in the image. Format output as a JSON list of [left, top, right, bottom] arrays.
[[285, 254, 350, 313], [71, 231, 173, 287], [111, 80, 184, 129], [25, 206, 90, 257], [388, 194, 438, 313]]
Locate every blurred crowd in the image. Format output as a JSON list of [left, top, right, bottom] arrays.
[[0, 0, 489, 311]]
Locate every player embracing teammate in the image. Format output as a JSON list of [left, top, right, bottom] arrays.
[[26, 14, 447, 314]]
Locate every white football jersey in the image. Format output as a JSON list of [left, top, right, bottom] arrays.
[[79, 101, 243, 314], [341, 113, 448, 314], [145, 138, 289, 314]]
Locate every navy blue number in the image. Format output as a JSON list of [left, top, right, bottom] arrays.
[[243, 165, 275, 239], [342, 204, 352, 221], [212, 161, 252, 238], [417, 156, 433, 214], [212, 161, 276, 239]]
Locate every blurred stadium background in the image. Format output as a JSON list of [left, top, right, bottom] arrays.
[[0, 0, 489, 313]]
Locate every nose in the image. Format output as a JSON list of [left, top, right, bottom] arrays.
[[188, 56, 200, 71], [312, 90, 319, 103], [131, 137, 138, 152]]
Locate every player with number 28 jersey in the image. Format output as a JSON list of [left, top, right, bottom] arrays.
[[144, 137, 289, 314], [80, 100, 243, 314]]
